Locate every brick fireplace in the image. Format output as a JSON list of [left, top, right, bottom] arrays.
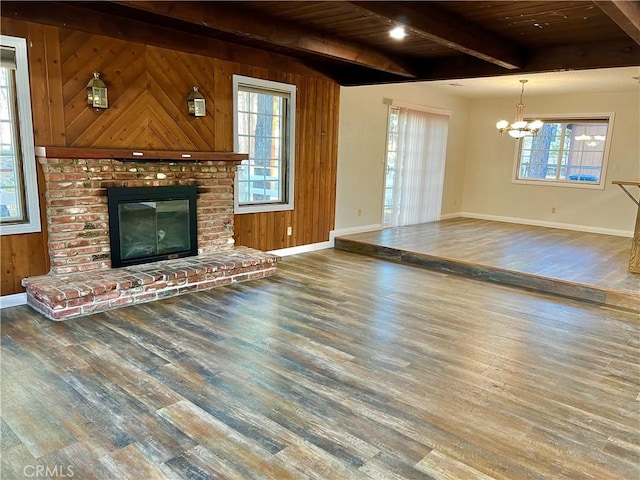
[[22, 147, 280, 320]]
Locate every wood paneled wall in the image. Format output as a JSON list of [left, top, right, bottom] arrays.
[[0, 18, 339, 295], [1, 19, 58, 296]]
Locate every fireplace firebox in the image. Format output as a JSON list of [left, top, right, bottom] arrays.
[[107, 185, 198, 268]]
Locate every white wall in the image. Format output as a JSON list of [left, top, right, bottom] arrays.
[[336, 82, 639, 236], [335, 83, 471, 230], [463, 90, 639, 234]]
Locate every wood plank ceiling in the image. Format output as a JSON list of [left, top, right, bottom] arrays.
[[3, 1, 639, 85]]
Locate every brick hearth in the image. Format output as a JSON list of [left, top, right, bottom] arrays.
[[23, 247, 279, 320], [23, 147, 281, 321]]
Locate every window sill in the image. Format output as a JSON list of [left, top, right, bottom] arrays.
[[1, 220, 42, 236], [512, 178, 606, 190], [235, 203, 294, 214]]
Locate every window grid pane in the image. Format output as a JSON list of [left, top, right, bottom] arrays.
[[383, 108, 399, 225], [237, 88, 286, 205], [0, 66, 25, 223], [516, 119, 609, 184]]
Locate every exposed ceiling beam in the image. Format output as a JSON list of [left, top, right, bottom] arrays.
[[347, 1, 525, 70], [332, 39, 640, 86], [112, 1, 416, 78], [408, 39, 640, 83], [594, 0, 640, 46], [0, 1, 332, 80]]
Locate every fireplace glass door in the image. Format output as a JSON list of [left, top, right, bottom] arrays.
[[107, 185, 198, 268], [118, 199, 190, 261]]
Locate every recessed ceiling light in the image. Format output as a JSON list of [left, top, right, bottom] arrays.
[[389, 26, 407, 40]]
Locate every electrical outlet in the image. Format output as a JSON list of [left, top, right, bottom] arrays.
[[287, 226, 292, 236], [551, 207, 557, 214], [357, 208, 362, 217]]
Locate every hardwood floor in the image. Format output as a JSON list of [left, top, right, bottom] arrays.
[[335, 219, 640, 312], [1, 249, 639, 479]]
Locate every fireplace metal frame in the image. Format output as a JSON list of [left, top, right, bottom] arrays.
[[107, 185, 198, 268]]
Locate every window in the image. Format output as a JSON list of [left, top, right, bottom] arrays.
[[0, 35, 40, 235], [383, 107, 399, 225], [382, 101, 450, 227], [233, 75, 296, 214], [513, 114, 614, 189]]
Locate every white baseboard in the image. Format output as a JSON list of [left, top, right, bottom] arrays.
[[270, 213, 631, 257], [269, 240, 334, 257], [269, 223, 384, 257], [459, 212, 633, 238], [330, 224, 383, 240], [0, 293, 27, 309]]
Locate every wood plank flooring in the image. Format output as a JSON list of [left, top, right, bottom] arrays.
[[1, 249, 639, 479], [335, 219, 640, 312]]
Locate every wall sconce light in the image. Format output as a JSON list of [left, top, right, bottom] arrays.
[[86, 72, 108, 109], [187, 87, 206, 117]]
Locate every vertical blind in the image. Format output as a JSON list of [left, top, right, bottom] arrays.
[[392, 108, 449, 227]]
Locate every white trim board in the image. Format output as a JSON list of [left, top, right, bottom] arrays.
[[330, 224, 383, 240], [269, 240, 333, 257], [0, 293, 27, 309], [0, 36, 41, 236], [260, 214, 631, 261], [269, 224, 384, 257], [458, 212, 633, 238], [382, 98, 452, 117]]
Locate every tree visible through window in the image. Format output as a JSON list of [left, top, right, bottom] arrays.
[[515, 116, 613, 188], [233, 75, 296, 214]]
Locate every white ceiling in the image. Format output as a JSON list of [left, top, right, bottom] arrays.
[[427, 66, 640, 98]]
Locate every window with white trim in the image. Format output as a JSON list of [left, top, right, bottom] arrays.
[[383, 107, 399, 225], [233, 75, 295, 214], [513, 114, 614, 189], [0, 35, 40, 235], [382, 100, 450, 227]]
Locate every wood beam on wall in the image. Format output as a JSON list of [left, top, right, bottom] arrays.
[[405, 40, 640, 84], [594, 0, 640, 46], [112, 0, 416, 78], [0, 1, 330, 80], [348, 1, 525, 70]]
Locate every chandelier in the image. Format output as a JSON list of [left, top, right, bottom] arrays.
[[496, 80, 543, 138]]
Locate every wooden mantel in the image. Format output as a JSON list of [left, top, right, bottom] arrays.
[[35, 146, 248, 162]]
